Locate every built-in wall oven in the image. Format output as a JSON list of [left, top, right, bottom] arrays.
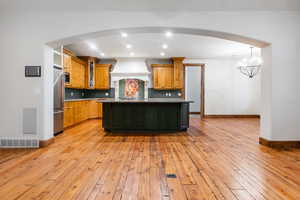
[[64, 72, 70, 85]]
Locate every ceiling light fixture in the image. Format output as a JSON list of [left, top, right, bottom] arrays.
[[121, 32, 128, 38], [100, 52, 105, 57], [237, 47, 262, 78], [165, 31, 173, 38], [162, 44, 168, 49], [160, 52, 165, 56], [89, 43, 98, 50], [130, 52, 135, 56], [126, 44, 132, 49]]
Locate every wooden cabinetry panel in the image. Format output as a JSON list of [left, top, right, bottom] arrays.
[[152, 58, 184, 90], [64, 100, 102, 128], [172, 57, 185, 89], [152, 64, 174, 90], [64, 102, 74, 128], [95, 64, 111, 89], [89, 100, 102, 119], [64, 56, 86, 89]]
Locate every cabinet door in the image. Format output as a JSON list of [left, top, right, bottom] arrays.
[[70, 59, 86, 89], [79, 63, 86, 89], [163, 67, 174, 89], [70, 60, 79, 88], [153, 67, 174, 89], [88, 100, 102, 119], [95, 64, 110, 89], [152, 68, 160, 89], [173, 58, 184, 89], [64, 102, 74, 128]]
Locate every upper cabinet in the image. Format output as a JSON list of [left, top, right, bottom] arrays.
[[78, 56, 100, 89], [151, 57, 185, 90], [95, 64, 112, 89], [63, 50, 111, 90], [70, 57, 86, 89], [63, 49, 87, 89], [152, 64, 174, 90], [172, 57, 185, 89]]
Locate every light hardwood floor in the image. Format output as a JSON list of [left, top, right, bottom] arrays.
[[0, 118, 300, 200]]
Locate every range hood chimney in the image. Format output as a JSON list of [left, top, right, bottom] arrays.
[[110, 58, 151, 99]]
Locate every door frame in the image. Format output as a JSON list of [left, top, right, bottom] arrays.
[[183, 63, 205, 119]]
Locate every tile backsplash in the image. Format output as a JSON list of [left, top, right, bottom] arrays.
[[65, 88, 114, 99], [65, 88, 181, 100], [148, 88, 182, 98]]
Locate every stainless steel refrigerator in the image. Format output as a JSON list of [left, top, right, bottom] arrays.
[[53, 65, 64, 135]]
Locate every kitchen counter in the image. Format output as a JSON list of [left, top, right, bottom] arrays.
[[100, 98, 192, 132], [97, 98, 193, 103], [64, 98, 101, 102]]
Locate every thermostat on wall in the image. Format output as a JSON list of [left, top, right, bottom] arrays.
[[25, 66, 41, 77]]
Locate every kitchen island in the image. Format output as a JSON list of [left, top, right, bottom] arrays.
[[97, 98, 193, 132]]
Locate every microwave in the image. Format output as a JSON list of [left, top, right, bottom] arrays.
[[64, 72, 70, 84]]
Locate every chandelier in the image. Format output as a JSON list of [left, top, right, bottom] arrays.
[[238, 47, 262, 78]]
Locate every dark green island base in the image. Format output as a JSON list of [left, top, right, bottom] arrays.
[[97, 98, 193, 133]]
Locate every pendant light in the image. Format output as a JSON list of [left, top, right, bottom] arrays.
[[237, 47, 262, 78]]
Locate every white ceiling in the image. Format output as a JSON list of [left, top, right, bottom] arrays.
[[66, 33, 261, 59], [1, 0, 299, 11]]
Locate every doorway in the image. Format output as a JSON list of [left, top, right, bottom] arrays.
[[184, 63, 205, 119]]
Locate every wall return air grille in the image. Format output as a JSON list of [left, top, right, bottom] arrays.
[[0, 138, 39, 148]]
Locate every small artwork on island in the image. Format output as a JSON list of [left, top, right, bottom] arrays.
[[119, 79, 144, 99]]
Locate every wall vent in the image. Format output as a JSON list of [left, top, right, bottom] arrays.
[[0, 138, 39, 148], [23, 108, 37, 135]]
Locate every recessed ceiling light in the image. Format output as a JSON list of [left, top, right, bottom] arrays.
[[100, 52, 105, 57], [89, 43, 98, 50], [165, 31, 173, 38], [162, 44, 168, 49], [126, 44, 132, 49], [121, 32, 128, 38], [130, 52, 135, 56], [160, 52, 165, 56]]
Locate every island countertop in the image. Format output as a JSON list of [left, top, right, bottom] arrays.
[[97, 98, 193, 103]]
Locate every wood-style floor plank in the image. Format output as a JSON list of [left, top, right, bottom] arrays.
[[0, 118, 300, 200]]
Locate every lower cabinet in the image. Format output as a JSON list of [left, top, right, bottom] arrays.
[[64, 100, 102, 129]]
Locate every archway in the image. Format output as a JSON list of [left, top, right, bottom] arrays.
[[43, 26, 271, 141]]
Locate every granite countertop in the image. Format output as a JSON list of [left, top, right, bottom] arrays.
[[64, 98, 101, 102], [97, 98, 193, 103]]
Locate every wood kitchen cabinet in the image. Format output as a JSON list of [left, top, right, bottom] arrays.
[[63, 49, 87, 89], [70, 58, 86, 89], [64, 102, 74, 128], [89, 100, 102, 118], [151, 58, 185, 90], [64, 100, 102, 129], [152, 64, 174, 90], [95, 64, 111, 89], [172, 57, 185, 89]]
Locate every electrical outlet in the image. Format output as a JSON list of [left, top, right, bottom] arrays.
[[71, 92, 74, 97], [82, 92, 84, 97]]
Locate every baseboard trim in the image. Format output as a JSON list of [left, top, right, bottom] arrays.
[[190, 112, 201, 115], [259, 137, 300, 149], [39, 138, 55, 148], [204, 115, 260, 118]]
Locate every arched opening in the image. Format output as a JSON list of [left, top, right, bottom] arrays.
[[43, 26, 271, 141]]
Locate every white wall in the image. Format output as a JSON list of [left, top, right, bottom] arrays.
[[185, 58, 260, 115], [185, 67, 201, 112], [0, 9, 299, 141]]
